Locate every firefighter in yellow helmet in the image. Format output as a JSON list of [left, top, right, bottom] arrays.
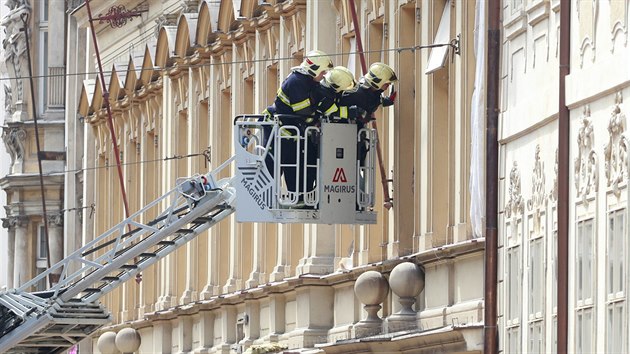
[[339, 62, 398, 167], [314, 66, 358, 120]]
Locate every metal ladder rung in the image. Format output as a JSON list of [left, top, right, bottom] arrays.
[[139, 252, 157, 258], [193, 216, 213, 223], [101, 276, 119, 281], [119, 264, 138, 269], [177, 228, 194, 234], [82, 288, 102, 293], [157, 240, 176, 246]]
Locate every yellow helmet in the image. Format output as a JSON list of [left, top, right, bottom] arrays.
[[324, 66, 356, 92], [300, 50, 334, 77], [364, 62, 398, 90]]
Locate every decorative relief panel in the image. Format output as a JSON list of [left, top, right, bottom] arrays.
[[259, 24, 279, 64], [46, 213, 64, 227], [172, 74, 189, 113], [550, 148, 558, 203], [574, 106, 599, 204], [1, 127, 26, 167], [281, 6, 305, 56], [577, 0, 598, 65], [604, 92, 628, 196], [505, 161, 524, 248], [610, 0, 628, 50], [527, 145, 547, 238], [0, 0, 31, 113], [506, 161, 525, 219]]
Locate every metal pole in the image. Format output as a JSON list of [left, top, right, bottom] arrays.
[[347, 0, 393, 209], [484, 0, 500, 352], [558, 0, 571, 352], [84, 0, 131, 222], [20, 13, 54, 287]]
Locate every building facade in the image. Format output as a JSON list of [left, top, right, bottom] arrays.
[[4, 0, 630, 354], [498, 0, 630, 353], [69, 0, 483, 353], [0, 0, 66, 291]]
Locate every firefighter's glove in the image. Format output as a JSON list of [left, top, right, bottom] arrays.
[[348, 105, 359, 120], [381, 90, 397, 107]]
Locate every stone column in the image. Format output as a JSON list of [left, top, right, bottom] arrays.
[[296, 224, 335, 275], [194, 310, 214, 351], [47, 213, 64, 283], [268, 293, 285, 341], [12, 216, 29, 287], [270, 226, 290, 282], [2, 217, 15, 288]]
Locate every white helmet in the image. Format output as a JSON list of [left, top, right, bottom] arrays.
[[300, 50, 334, 77], [364, 62, 398, 90], [323, 66, 356, 92]]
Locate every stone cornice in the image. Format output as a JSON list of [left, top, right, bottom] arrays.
[[0, 173, 64, 190]]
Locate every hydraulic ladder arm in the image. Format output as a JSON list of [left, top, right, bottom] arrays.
[[0, 160, 237, 354]]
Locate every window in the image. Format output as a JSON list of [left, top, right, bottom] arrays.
[[507, 327, 521, 353], [576, 218, 594, 353], [37, 0, 49, 114], [507, 246, 521, 322], [36, 224, 48, 291], [528, 236, 544, 316], [606, 209, 626, 353], [528, 320, 543, 353], [37, 224, 48, 260], [528, 235, 544, 352], [425, 1, 451, 74]]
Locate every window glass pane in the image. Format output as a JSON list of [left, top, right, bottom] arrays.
[[38, 225, 47, 259]]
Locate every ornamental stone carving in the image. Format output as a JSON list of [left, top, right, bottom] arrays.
[[1, 0, 31, 111], [604, 92, 628, 197], [505, 161, 524, 219], [2, 127, 26, 166], [46, 213, 63, 227], [2, 215, 28, 229], [4, 84, 13, 115], [528, 144, 547, 211], [550, 148, 558, 203], [528, 145, 547, 236], [574, 106, 599, 204]]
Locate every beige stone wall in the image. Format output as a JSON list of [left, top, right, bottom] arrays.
[[72, 0, 482, 352]]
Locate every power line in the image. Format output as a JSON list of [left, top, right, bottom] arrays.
[[0, 43, 457, 82], [39, 148, 211, 177]]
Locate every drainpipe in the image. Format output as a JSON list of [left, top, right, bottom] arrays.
[[483, 0, 500, 352], [558, 1, 570, 353]]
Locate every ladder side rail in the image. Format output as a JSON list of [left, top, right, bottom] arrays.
[[0, 294, 39, 318], [83, 203, 235, 303], [210, 155, 236, 182], [303, 126, 320, 206], [60, 189, 233, 302], [277, 126, 300, 206], [357, 128, 377, 208], [0, 314, 52, 353], [367, 128, 377, 206], [18, 186, 189, 294]]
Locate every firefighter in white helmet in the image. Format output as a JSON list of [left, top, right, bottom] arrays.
[[262, 50, 334, 204]]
